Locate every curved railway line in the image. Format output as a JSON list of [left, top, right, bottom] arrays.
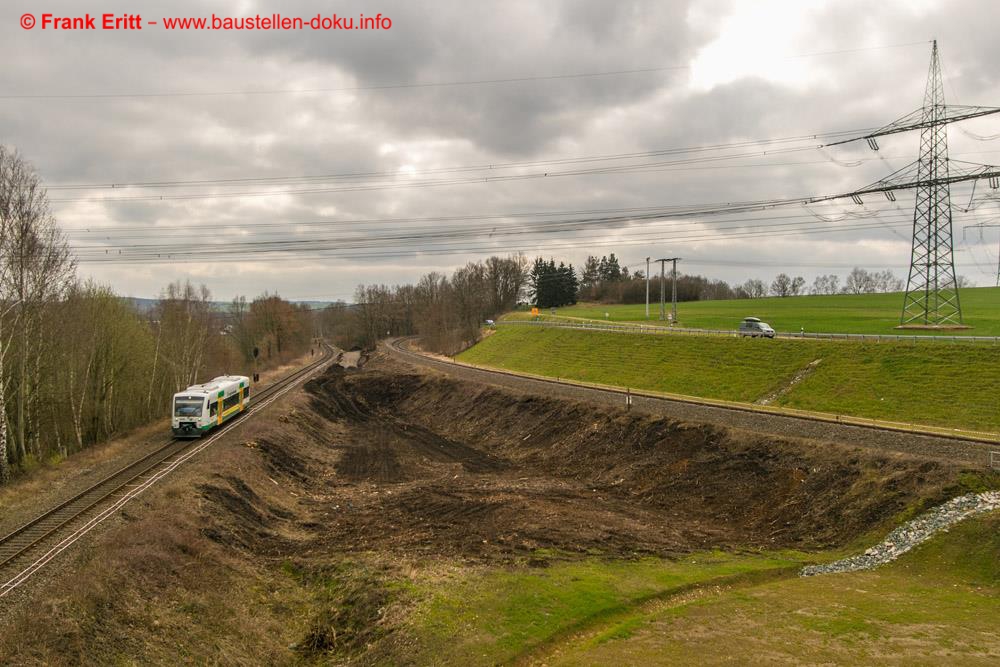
[[385, 337, 999, 466], [0, 345, 334, 599]]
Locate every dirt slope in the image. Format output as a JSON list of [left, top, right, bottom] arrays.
[[304, 360, 967, 557]]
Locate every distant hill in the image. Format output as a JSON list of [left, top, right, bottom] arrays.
[[121, 297, 344, 314]]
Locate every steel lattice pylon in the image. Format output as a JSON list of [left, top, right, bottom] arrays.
[[900, 40, 963, 326]]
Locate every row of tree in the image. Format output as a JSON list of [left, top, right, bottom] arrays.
[[570, 252, 958, 303], [320, 255, 528, 354], [337, 251, 945, 356], [738, 267, 915, 299], [0, 147, 318, 484]]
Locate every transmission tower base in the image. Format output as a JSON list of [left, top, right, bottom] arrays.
[[894, 324, 973, 331]]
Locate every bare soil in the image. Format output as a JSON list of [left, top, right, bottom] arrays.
[[296, 357, 967, 560]]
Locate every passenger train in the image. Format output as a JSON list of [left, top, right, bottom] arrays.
[[172, 375, 251, 438]]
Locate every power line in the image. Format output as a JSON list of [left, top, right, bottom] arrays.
[[47, 143, 869, 203], [65, 203, 907, 240], [45, 129, 878, 192], [2, 41, 930, 101], [67, 217, 930, 264], [66, 188, 1000, 264]]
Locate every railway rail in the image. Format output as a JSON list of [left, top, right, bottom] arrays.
[[386, 337, 998, 465], [0, 345, 334, 600]]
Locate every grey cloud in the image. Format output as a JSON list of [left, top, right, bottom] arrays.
[[0, 0, 998, 298]]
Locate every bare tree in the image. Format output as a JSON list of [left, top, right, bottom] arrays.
[[790, 276, 806, 296], [770, 273, 793, 297], [844, 267, 874, 294], [738, 279, 767, 299], [156, 281, 214, 392], [811, 274, 840, 295], [486, 254, 528, 312], [0, 146, 74, 478]]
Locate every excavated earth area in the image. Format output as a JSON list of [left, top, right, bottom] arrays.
[[0, 352, 980, 664], [287, 355, 967, 560]]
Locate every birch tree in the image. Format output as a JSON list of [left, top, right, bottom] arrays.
[[0, 146, 73, 479]]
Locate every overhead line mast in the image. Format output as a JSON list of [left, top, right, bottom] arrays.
[[828, 40, 1000, 327], [898, 41, 962, 327]]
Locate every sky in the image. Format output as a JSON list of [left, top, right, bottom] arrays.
[[3, 0, 1000, 301]]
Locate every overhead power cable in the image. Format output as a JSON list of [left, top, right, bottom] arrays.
[[1, 41, 930, 101], [66, 219, 928, 264]]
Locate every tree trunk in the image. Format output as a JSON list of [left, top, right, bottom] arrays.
[[0, 343, 8, 484]]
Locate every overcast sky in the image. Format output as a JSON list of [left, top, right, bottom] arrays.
[[3, 0, 1000, 301]]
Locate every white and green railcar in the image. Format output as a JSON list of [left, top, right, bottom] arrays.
[[171, 375, 251, 438]]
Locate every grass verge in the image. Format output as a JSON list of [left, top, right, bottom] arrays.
[[405, 551, 804, 665]]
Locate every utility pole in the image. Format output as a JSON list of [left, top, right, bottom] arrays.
[[656, 258, 666, 320], [645, 257, 650, 319], [655, 257, 680, 322], [671, 257, 681, 324]]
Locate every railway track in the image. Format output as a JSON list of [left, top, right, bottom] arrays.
[[385, 337, 999, 465], [0, 345, 335, 599]]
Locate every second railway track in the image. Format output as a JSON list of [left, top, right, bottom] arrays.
[[0, 345, 334, 600]]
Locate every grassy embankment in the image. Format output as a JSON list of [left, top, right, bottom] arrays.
[[529, 285, 1000, 336], [402, 513, 1000, 664], [459, 326, 1000, 433]]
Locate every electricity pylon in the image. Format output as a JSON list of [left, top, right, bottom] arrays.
[[827, 41, 1000, 325], [899, 41, 963, 326]]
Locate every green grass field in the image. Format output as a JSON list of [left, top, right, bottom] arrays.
[[459, 327, 1000, 432], [543, 286, 1000, 336], [404, 514, 1000, 665], [408, 551, 802, 665]]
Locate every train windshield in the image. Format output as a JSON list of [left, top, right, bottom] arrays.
[[174, 398, 204, 417]]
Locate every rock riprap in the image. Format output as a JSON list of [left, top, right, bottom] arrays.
[[802, 491, 1000, 576]]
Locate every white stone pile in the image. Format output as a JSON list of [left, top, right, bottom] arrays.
[[802, 491, 1000, 577]]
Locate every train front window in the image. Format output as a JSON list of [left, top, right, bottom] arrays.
[[174, 398, 203, 417]]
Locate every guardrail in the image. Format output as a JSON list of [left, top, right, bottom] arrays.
[[497, 318, 1000, 344]]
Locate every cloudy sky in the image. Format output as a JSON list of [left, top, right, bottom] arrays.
[[3, 0, 1000, 301]]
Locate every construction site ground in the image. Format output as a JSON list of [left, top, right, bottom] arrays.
[[0, 349, 996, 665]]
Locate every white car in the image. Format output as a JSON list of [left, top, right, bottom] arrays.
[[738, 317, 775, 338]]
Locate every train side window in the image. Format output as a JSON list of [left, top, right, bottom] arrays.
[[210, 400, 218, 416]]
